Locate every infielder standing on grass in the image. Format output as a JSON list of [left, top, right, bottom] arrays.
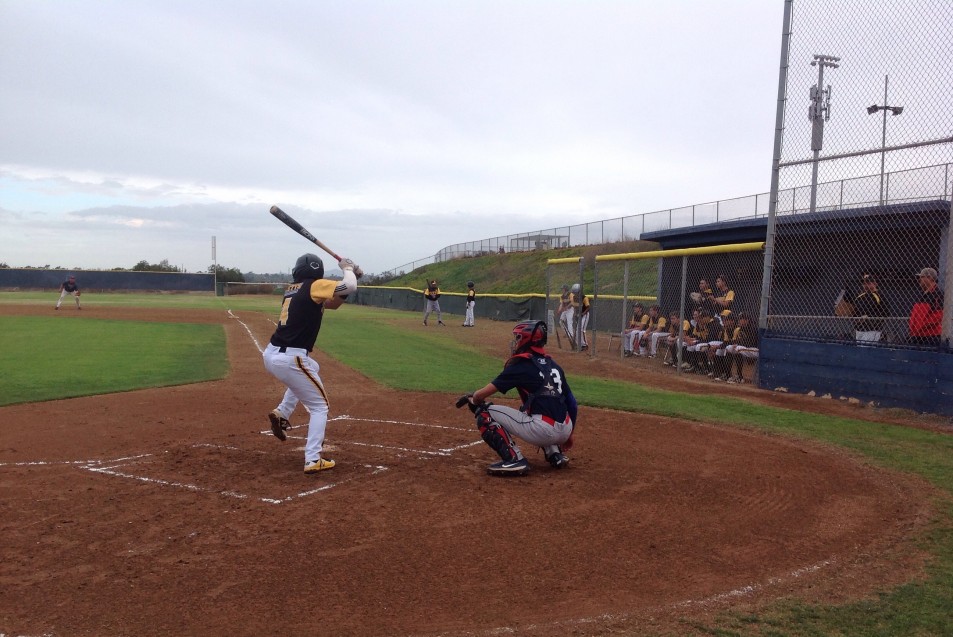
[[263, 253, 360, 474], [457, 320, 577, 476], [462, 280, 476, 327], [55, 274, 81, 310]]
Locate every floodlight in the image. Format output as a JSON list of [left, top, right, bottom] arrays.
[[867, 104, 880, 115]]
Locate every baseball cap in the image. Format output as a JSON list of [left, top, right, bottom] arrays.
[[916, 267, 938, 280], [861, 273, 876, 282]]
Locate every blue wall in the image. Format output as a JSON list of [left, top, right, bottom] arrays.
[[0, 268, 213, 292], [759, 335, 952, 416]]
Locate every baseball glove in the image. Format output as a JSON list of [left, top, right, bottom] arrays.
[[690, 291, 702, 303], [455, 394, 479, 414]]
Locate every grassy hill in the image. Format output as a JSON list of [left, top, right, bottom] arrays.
[[379, 239, 661, 296]]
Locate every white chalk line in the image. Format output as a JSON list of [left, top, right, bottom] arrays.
[[227, 308, 265, 353], [72, 445, 391, 505], [414, 559, 836, 637]]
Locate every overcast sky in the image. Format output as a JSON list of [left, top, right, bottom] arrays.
[[0, 1, 783, 276]]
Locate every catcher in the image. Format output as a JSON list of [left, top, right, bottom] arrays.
[[55, 274, 81, 310], [456, 320, 577, 476]]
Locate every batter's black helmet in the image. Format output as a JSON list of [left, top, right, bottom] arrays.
[[292, 253, 324, 282], [511, 320, 547, 355], [467, 280, 474, 288]]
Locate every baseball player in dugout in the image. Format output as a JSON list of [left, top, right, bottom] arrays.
[[463, 280, 476, 326], [423, 279, 445, 326], [263, 253, 360, 474], [456, 320, 577, 476], [852, 273, 889, 342], [55, 274, 81, 310]]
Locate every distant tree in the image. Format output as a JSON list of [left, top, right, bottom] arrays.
[[208, 264, 245, 283], [132, 259, 181, 273]]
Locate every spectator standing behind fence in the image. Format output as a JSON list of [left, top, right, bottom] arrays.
[[572, 284, 590, 352], [623, 302, 648, 357], [462, 280, 476, 327], [55, 274, 81, 310], [725, 312, 759, 384], [909, 267, 944, 346], [853, 273, 889, 342], [638, 305, 667, 357], [423, 279, 445, 326]]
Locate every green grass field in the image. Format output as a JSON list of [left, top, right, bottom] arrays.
[[2, 294, 951, 635]]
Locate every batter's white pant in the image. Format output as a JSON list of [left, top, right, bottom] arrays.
[[263, 343, 330, 464], [56, 290, 80, 308], [578, 312, 589, 347], [464, 300, 475, 326], [486, 404, 573, 459], [424, 300, 442, 323]]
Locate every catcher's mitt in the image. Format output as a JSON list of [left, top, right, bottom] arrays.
[[455, 394, 479, 414], [689, 291, 703, 303]]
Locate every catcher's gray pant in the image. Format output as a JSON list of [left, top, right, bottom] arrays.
[[423, 299, 442, 323], [464, 300, 475, 326], [486, 404, 573, 458], [262, 343, 330, 464]]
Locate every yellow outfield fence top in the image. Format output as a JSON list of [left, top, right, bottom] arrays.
[[546, 256, 584, 265], [595, 242, 765, 262], [361, 285, 546, 299]]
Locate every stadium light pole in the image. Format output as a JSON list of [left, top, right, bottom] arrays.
[[866, 75, 903, 206], [808, 54, 839, 214]]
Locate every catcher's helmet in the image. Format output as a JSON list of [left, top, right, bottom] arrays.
[[292, 253, 324, 282], [511, 320, 547, 355], [571, 283, 580, 294]]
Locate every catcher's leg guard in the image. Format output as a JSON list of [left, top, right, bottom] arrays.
[[475, 408, 520, 463]]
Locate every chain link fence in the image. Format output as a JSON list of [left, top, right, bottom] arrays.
[[764, 0, 952, 349]]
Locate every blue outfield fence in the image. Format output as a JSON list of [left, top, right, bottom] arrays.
[[0, 269, 214, 292]]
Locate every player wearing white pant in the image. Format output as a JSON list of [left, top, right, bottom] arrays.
[[622, 303, 648, 356], [55, 275, 81, 310], [463, 280, 476, 326], [263, 252, 359, 474]]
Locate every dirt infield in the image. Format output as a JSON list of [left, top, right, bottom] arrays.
[[0, 304, 938, 636]]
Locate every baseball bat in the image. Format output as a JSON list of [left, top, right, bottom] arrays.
[[270, 205, 343, 262]]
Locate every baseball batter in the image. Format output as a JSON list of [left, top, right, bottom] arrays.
[[457, 320, 577, 476], [55, 275, 81, 310], [263, 253, 359, 474], [463, 280, 476, 326]]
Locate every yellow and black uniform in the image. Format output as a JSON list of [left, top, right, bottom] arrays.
[[423, 280, 445, 326], [463, 282, 476, 327], [712, 287, 735, 317]]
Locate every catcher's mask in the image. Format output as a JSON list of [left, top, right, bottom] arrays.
[[511, 320, 547, 355], [292, 253, 324, 282]]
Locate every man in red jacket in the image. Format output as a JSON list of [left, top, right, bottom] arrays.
[[908, 267, 944, 346]]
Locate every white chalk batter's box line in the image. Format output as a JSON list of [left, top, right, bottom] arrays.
[[74, 444, 389, 505], [259, 414, 484, 456]]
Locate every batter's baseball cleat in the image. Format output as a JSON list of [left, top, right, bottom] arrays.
[[487, 457, 529, 476], [268, 410, 290, 441], [546, 452, 569, 469], [304, 458, 336, 474]]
